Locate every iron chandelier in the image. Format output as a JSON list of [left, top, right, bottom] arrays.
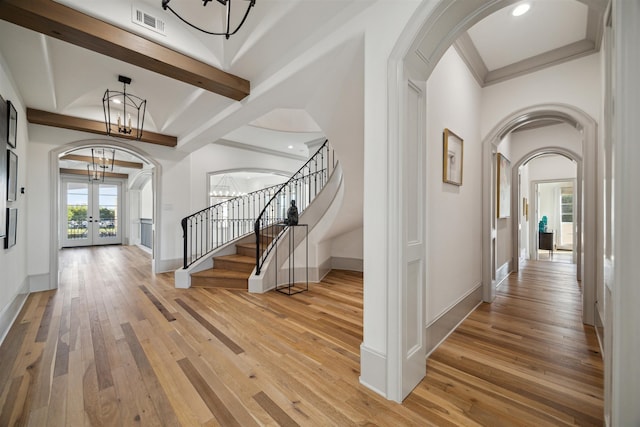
[[162, 0, 256, 39], [103, 75, 146, 141]]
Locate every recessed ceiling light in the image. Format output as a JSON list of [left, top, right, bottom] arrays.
[[512, 3, 530, 16], [288, 145, 294, 149]]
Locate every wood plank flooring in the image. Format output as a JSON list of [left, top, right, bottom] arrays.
[[0, 246, 603, 426]]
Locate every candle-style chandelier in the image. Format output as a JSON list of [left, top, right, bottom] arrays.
[[162, 0, 256, 39], [87, 148, 115, 182], [103, 75, 146, 140]]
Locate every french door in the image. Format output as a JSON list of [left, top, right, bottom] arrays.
[[61, 177, 122, 247]]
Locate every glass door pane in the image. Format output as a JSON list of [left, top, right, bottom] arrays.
[[63, 181, 90, 247], [93, 183, 122, 245], [61, 178, 122, 247]]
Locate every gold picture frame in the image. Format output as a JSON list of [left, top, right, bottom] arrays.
[[442, 128, 463, 186]]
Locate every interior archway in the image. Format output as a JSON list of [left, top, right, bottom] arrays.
[[374, 0, 600, 401], [48, 139, 163, 290], [480, 104, 597, 326]]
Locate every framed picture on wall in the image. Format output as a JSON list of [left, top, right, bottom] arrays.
[[497, 153, 511, 218], [7, 100, 17, 149], [442, 128, 463, 186], [7, 150, 17, 202], [4, 208, 16, 249]]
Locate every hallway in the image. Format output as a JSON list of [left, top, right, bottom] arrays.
[[414, 259, 603, 425], [0, 247, 602, 425]]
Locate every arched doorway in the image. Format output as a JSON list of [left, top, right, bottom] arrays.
[[371, 0, 601, 402], [48, 139, 162, 290], [480, 105, 597, 325]]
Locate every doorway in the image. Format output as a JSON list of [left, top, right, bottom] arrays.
[[61, 177, 123, 247], [533, 180, 576, 263]]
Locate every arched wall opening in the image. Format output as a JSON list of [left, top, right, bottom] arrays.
[[515, 151, 579, 264], [480, 105, 597, 325], [48, 139, 162, 290], [363, 0, 600, 402]]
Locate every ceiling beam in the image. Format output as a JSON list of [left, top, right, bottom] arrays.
[[60, 154, 144, 169], [60, 168, 129, 179], [0, 0, 250, 101], [27, 108, 178, 147]]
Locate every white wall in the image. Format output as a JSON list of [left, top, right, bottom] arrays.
[[425, 46, 483, 323], [510, 123, 583, 165], [141, 180, 152, 218], [0, 54, 29, 341], [189, 144, 304, 214], [481, 53, 602, 140]]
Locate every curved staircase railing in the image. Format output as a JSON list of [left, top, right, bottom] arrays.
[[254, 140, 334, 275], [181, 140, 334, 270], [181, 181, 284, 269]]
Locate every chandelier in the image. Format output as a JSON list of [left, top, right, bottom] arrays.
[[87, 148, 115, 182], [210, 174, 246, 198], [162, 0, 256, 39], [103, 75, 146, 140]]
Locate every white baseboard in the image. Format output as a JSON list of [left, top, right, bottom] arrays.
[[331, 257, 363, 272], [0, 279, 29, 346], [495, 259, 512, 290], [29, 273, 52, 292], [426, 284, 482, 356], [154, 258, 182, 274], [359, 343, 387, 398]]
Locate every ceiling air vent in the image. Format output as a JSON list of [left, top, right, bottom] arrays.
[[132, 7, 166, 35]]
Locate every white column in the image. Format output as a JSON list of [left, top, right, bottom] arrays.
[[611, 1, 640, 425]]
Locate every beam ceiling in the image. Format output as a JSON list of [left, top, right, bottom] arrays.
[[0, 0, 250, 101], [27, 108, 178, 147]]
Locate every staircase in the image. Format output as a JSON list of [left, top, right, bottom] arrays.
[[190, 226, 282, 289], [177, 140, 334, 290], [190, 242, 256, 289]]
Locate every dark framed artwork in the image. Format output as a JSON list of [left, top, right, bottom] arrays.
[[7, 150, 17, 202], [4, 207, 16, 248], [0, 96, 6, 238], [7, 100, 17, 149]]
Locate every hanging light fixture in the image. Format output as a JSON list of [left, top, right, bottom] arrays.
[[210, 174, 245, 198], [162, 0, 256, 39], [87, 148, 115, 182], [103, 75, 146, 140]]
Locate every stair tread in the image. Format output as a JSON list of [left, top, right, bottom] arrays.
[[213, 254, 254, 264], [192, 268, 250, 279]]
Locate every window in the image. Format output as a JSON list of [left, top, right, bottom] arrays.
[[561, 187, 573, 223]]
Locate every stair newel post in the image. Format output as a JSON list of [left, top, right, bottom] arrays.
[[255, 218, 261, 274], [182, 217, 188, 269], [205, 208, 210, 256]]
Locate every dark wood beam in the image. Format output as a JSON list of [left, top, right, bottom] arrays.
[[0, 0, 250, 101], [60, 154, 144, 169], [27, 108, 177, 147], [60, 168, 129, 179]]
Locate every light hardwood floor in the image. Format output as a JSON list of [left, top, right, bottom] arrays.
[[0, 246, 603, 426]]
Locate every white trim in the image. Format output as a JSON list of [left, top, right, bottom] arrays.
[[49, 139, 163, 288], [0, 279, 29, 346], [426, 287, 483, 357], [331, 257, 363, 272], [481, 105, 596, 325], [359, 344, 387, 398], [29, 273, 51, 292], [427, 282, 483, 328], [495, 261, 511, 290]]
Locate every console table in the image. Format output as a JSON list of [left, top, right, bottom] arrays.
[[539, 231, 554, 258], [275, 224, 308, 295]]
